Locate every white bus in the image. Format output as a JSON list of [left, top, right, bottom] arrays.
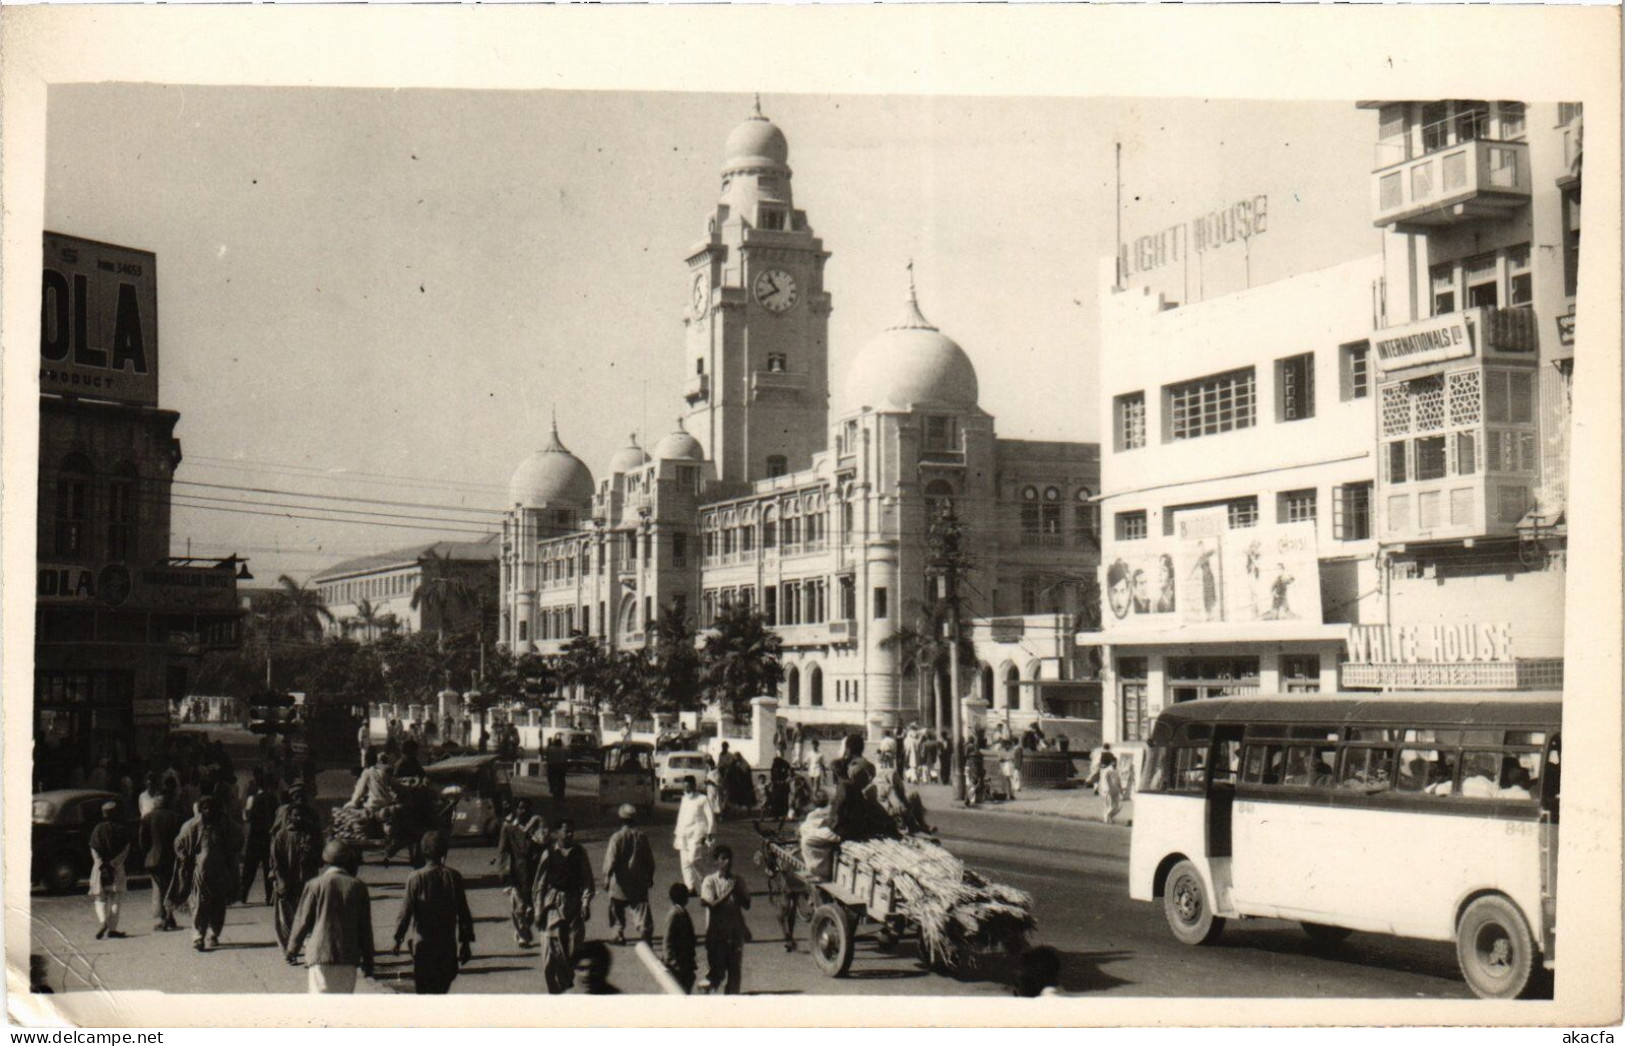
[[1128, 691, 1559, 999]]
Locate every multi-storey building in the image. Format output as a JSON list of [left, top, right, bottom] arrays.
[[1350, 99, 1573, 691], [35, 233, 243, 786], [312, 537, 499, 640], [500, 105, 1101, 733], [1090, 255, 1386, 752]]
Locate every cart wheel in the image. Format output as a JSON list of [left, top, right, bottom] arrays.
[[810, 904, 856, 978]]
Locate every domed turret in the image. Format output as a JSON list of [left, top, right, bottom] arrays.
[[509, 419, 594, 509], [652, 418, 705, 461], [723, 94, 789, 175], [843, 269, 979, 413], [606, 433, 650, 476]]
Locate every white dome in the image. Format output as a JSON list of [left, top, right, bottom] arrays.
[[509, 423, 594, 509], [607, 435, 650, 475], [843, 288, 979, 412], [652, 420, 705, 461], [724, 100, 789, 172]]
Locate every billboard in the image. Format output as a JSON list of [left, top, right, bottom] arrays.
[[1102, 516, 1321, 632], [40, 232, 158, 407]]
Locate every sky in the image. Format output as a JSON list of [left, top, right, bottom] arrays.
[[45, 87, 1382, 583]]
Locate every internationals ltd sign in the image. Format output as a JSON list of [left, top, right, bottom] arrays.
[[40, 232, 159, 407], [1372, 312, 1474, 373]]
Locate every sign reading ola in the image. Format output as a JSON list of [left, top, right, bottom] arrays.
[[39, 232, 159, 408]]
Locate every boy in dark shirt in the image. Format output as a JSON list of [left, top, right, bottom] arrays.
[[660, 881, 696, 993]]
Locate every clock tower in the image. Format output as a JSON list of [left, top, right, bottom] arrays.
[[683, 99, 831, 485]]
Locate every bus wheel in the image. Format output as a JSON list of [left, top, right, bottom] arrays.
[[1163, 860, 1225, 945], [1301, 922, 1354, 945], [1456, 895, 1536, 999]]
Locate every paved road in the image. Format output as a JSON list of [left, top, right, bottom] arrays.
[[32, 793, 1474, 998], [31, 722, 1480, 997]]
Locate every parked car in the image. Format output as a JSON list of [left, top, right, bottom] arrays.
[[547, 729, 602, 774], [655, 750, 710, 801], [600, 742, 657, 813], [32, 789, 143, 894]]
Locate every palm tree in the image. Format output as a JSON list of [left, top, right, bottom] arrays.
[[881, 601, 976, 733], [699, 601, 785, 727], [410, 548, 478, 648], [259, 574, 334, 688], [345, 598, 388, 642], [649, 602, 703, 716]]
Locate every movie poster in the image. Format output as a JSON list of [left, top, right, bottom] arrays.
[[1220, 521, 1320, 623]]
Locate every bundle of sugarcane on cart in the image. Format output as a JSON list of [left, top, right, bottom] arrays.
[[329, 773, 456, 867], [753, 810, 1035, 979]]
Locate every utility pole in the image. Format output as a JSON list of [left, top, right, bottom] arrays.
[[928, 500, 971, 802]]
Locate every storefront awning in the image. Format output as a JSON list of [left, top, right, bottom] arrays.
[[1075, 622, 1350, 647]]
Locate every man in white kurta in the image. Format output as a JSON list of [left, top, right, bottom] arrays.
[[672, 776, 716, 893]]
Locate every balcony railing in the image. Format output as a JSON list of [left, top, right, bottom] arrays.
[[684, 373, 710, 405], [1372, 137, 1529, 228]]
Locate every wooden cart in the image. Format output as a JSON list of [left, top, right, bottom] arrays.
[[754, 823, 981, 979]]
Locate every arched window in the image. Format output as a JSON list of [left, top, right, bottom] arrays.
[[924, 479, 955, 523], [762, 506, 778, 550], [106, 463, 138, 560], [1073, 487, 1098, 546], [785, 665, 800, 706], [1005, 663, 1022, 711], [808, 664, 824, 707], [54, 453, 92, 557], [980, 663, 995, 707]]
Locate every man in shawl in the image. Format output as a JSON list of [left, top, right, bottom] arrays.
[[602, 804, 656, 946], [393, 830, 474, 994], [270, 799, 325, 951], [494, 800, 540, 946], [170, 795, 241, 951], [531, 818, 594, 994], [88, 801, 133, 940], [138, 783, 185, 931]]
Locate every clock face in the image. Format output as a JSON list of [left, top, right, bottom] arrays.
[[752, 268, 799, 313], [691, 273, 708, 315]]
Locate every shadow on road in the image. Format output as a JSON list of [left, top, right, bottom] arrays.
[[1216, 927, 1462, 986], [1054, 947, 1135, 994]]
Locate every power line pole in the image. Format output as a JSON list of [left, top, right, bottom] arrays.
[[928, 500, 972, 802]]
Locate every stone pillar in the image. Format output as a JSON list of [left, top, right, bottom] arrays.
[[437, 688, 460, 721], [747, 696, 779, 767], [960, 694, 989, 740]]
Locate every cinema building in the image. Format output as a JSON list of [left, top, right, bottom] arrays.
[[1087, 255, 1386, 757], [499, 105, 1101, 734], [35, 233, 244, 787]]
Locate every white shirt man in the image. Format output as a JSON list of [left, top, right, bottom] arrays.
[[672, 779, 716, 893]]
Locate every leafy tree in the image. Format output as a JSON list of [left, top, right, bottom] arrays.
[[699, 601, 784, 726], [601, 650, 656, 721], [303, 636, 386, 697], [648, 602, 703, 716], [557, 631, 611, 712], [374, 630, 446, 704]]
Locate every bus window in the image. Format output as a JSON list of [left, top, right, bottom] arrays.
[[1282, 744, 1336, 787], [1212, 739, 1241, 786], [1348, 727, 1400, 743], [1338, 747, 1394, 792], [1458, 751, 1500, 798], [1496, 752, 1539, 799], [1396, 747, 1456, 794], [1505, 731, 1546, 747], [1241, 743, 1283, 785], [1172, 746, 1209, 792], [1141, 745, 1170, 792], [1289, 725, 1339, 740]]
